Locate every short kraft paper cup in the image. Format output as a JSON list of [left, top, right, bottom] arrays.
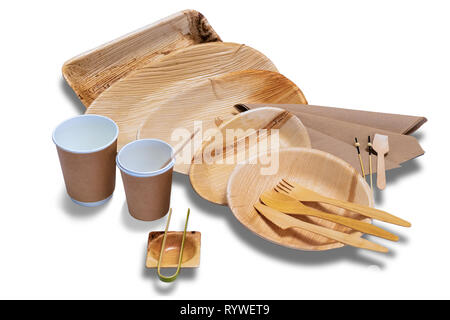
[[117, 139, 175, 221], [53, 115, 119, 207]]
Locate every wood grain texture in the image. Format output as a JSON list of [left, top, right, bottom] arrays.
[[138, 71, 307, 174], [254, 203, 388, 253], [87, 42, 279, 149], [373, 134, 389, 190], [377, 153, 387, 190], [278, 179, 410, 227], [63, 10, 221, 106], [146, 231, 201, 268], [260, 190, 398, 241], [226, 148, 373, 251], [189, 107, 311, 205]]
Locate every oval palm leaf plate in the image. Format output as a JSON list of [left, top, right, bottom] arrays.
[[63, 10, 221, 107], [189, 107, 311, 205], [226, 148, 373, 251], [137, 70, 308, 174], [86, 42, 279, 149]]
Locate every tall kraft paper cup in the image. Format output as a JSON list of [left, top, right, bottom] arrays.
[[53, 115, 119, 207], [117, 139, 175, 221]]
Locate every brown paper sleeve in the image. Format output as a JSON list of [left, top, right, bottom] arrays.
[[57, 141, 117, 202], [120, 167, 173, 221]]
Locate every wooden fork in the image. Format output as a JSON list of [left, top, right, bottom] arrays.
[[254, 202, 388, 253], [260, 190, 398, 241], [277, 179, 411, 227]]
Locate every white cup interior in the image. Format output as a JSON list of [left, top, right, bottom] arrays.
[[53, 115, 118, 153], [117, 139, 174, 177]]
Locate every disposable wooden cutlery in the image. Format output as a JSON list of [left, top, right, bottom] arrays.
[[226, 148, 379, 251], [354, 137, 365, 177], [276, 179, 411, 227], [368, 135, 374, 192], [373, 134, 389, 190], [254, 202, 388, 253], [260, 190, 398, 241]]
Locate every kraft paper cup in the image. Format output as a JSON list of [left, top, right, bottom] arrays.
[[53, 115, 119, 207], [117, 139, 175, 221]]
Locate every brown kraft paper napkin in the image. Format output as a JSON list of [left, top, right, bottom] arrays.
[[307, 128, 400, 174], [236, 104, 423, 173], [288, 112, 424, 164], [243, 103, 427, 135]]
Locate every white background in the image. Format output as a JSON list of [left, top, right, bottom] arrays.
[[0, 0, 448, 299]]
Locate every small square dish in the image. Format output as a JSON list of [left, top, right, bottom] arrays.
[[146, 231, 201, 268]]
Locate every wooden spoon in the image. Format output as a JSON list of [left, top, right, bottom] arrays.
[[260, 190, 398, 241], [373, 134, 389, 190]]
